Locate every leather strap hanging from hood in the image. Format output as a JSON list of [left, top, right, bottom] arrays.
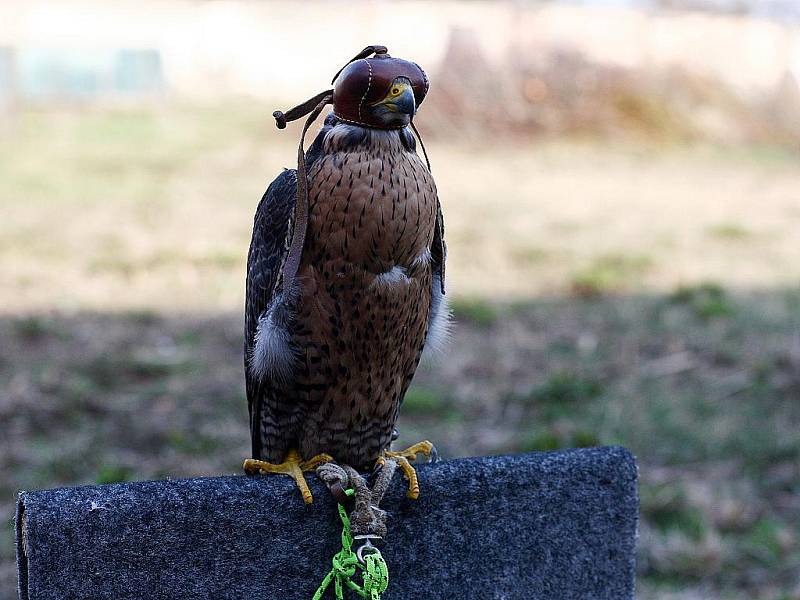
[[271, 46, 445, 298]]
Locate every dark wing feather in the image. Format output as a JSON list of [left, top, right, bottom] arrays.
[[425, 170, 448, 349], [431, 204, 446, 293], [244, 168, 296, 458], [243, 118, 337, 459]]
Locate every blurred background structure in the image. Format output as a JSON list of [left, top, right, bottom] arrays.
[[1, 1, 799, 598]]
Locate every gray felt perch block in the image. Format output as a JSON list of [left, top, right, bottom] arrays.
[[16, 447, 638, 600]]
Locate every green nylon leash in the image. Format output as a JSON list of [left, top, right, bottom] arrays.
[[312, 489, 389, 600]]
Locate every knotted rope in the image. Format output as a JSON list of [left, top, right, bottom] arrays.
[[312, 466, 397, 600], [311, 488, 388, 600]]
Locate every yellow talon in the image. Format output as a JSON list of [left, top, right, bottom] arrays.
[[382, 440, 435, 500], [243, 449, 333, 505]]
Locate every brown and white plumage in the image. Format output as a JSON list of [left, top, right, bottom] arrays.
[[244, 114, 448, 470]]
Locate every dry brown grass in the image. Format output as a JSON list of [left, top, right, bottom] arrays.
[[1, 105, 799, 313]]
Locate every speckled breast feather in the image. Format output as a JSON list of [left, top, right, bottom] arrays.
[[270, 124, 438, 467]]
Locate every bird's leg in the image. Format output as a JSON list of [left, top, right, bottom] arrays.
[[243, 449, 333, 505], [379, 440, 436, 500]]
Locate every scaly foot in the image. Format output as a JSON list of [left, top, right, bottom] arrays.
[[243, 449, 333, 504], [378, 440, 436, 500]]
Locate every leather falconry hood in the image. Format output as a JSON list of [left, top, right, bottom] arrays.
[[271, 45, 444, 301], [331, 46, 429, 128], [272, 45, 429, 131]]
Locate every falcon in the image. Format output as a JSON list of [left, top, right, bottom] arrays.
[[242, 46, 448, 503]]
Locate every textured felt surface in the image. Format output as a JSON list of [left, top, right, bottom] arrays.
[[16, 447, 638, 600]]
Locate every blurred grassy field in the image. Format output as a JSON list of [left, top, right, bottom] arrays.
[[1, 104, 799, 599], [2, 104, 800, 311]]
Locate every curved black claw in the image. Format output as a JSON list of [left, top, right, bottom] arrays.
[[428, 443, 439, 464], [330, 482, 355, 512], [368, 461, 383, 481]]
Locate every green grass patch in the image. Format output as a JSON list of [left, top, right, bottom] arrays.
[[531, 371, 603, 405], [127, 310, 162, 326], [77, 355, 187, 390], [670, 282, 734, 319], [95, 464, 135, 485], [640, 483, 707, 542], [571, 254, 652, 297], [742, 518, 791, 566], [521, 430, 562, 452], [167, 431, 222, 455], [520, 428, 601, 452], [402, 386, 449, 416], [450, 298, 501, 327], [12, 316, 50, 340]]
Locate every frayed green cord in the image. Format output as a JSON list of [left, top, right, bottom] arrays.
[[312, 489, 389, 600]]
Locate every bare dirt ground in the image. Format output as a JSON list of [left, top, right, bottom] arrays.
[[1, 104, 799, 599]]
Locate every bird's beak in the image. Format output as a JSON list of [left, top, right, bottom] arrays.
[[390, 87, 416, 116], [382, 86, 416, 116]]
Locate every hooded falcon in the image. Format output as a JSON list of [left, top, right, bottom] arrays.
[[243, 46, 448, 504]]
